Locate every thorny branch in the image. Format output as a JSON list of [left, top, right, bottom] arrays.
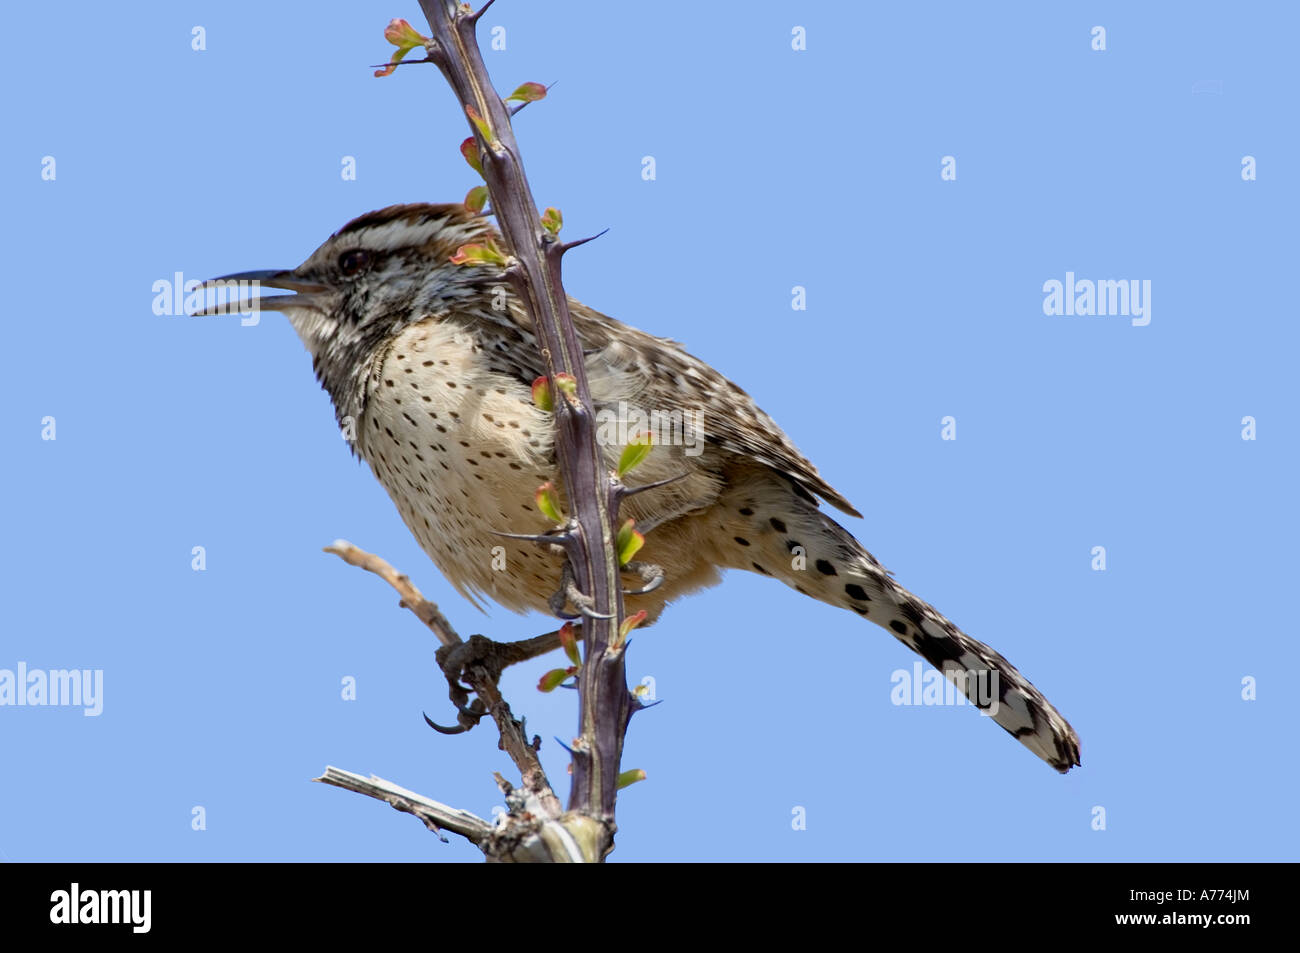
[[415, 0, 638, 843], [319, 1, 643, 862]]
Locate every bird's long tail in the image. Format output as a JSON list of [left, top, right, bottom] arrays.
[[716, 473, 1081, 772]]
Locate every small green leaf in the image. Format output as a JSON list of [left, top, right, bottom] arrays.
[[383, 18, 428, 49], [541, 206, 563, 236], [537, 667, 576, 692], [449, 240, 506, 266], [616, 518, 644, 566], [506, 82, 548, 103], [535, 482, 563, 524], [531, 375, 553, 412], [465, 104, 492, 141], [617, 432, 653, 477], [617, 768, 647, 790], [463, 185, 489, 213], [553, 373, 578, 403], [532, 373, 576, 410], [558, 621, 581, 667], [615, 609, 647, 648], [375, 18, 428, 77], [460, 137, 484, 176]]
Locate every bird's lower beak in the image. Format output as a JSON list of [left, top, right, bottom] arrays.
[[190, 269, 328, 317]]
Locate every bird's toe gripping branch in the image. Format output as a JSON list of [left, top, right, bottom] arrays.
[[621, 560, 664, 596], [546, 560, 615, 621], [428, 635, 499, 734], [428, 630, 569, 736]]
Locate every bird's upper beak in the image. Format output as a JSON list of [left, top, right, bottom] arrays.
[[190, 269, 329, 317]]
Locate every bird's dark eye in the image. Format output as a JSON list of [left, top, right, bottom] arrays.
[[338, 249, 372, 277]]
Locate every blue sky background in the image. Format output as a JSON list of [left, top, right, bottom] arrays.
[[1, 1, 1295, 862]]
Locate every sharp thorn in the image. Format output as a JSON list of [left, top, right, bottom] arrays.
[[467, 0, 497, 24], [619, 471, 692, 497], [560, 228, 610, 254], [491, 529, 571, 546], [368, 56, 436, 69]]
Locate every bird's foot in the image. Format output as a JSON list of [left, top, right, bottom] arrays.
[[427, 629, 569, 735], [621, 559, 665, 596], [547, 561, 615, 620]]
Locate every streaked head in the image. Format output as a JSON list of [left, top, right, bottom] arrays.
[[196, 203, 496, 358], [194, 203, 499, 422]]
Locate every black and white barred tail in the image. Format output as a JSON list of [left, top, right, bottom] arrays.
[[715, 471, 1082, 773]]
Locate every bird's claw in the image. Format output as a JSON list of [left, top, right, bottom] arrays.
[[547, 561, 615, 620], [431, 637, 501, 735], [424, 710, 471, 735], [621, 560, 665, 596]]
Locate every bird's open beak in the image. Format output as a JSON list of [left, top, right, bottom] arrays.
[[190, 269, 329, 317]]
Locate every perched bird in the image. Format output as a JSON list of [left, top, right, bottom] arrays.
[[202, 202, 1081, 772]]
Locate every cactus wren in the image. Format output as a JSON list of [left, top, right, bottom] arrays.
[[203, 202, 1081, 773]]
